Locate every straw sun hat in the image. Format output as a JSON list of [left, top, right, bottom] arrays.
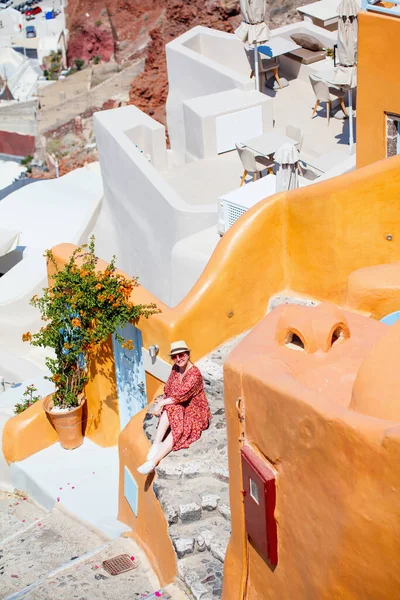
[[169, 340, 191, 356]]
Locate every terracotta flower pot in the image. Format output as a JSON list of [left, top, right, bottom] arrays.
[[43, 394, 86, 450]]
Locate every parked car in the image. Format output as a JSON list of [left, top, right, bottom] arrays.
[[25, 24, 36, 37], [25, 13, 35, 20], [25, 6, 41, 15], [0, 0, 13, 8]]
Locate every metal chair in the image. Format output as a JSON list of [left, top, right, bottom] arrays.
[[245, 48, 282, 90], [235, 142, 275, 186], [309, 75, 348, 125]]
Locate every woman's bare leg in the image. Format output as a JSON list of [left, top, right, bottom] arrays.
[[153, 432, 174, 464], [154, 410, 170, 444]]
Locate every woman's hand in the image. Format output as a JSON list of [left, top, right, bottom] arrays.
[[152, 397, 174, 416]]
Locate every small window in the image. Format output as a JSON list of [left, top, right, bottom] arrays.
[[250, 478, 260, 504], [285, 331, 305, 351], [385, 113, 400, 158], [331, 326, 344, 347]]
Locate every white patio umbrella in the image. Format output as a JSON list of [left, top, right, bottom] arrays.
[[331, 0, 359, 153], [0, 228, 20, 257], [235, 0, 270, 91], [275, 143, 299, 193]]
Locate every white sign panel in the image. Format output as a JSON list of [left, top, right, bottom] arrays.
[[216, 105, 263, 154]]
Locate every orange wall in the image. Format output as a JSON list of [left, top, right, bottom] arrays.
[[357, 11, 400, 168], [285, 155, 400, 302], [223, 307, 400, 599]]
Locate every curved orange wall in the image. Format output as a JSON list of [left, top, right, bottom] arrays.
[[5, 155, 400, 463], [357, 11, 400, 168]]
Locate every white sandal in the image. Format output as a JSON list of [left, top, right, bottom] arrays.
[[137, 460, 156, 475], [147, 443, 161, 461]]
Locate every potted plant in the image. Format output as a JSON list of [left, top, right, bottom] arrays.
[[325, 47, 334, 61], [22, 237, 158, 450]]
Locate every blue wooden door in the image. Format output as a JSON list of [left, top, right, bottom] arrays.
[[112, 323, 147, 430]]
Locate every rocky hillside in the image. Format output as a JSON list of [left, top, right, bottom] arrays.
[[66, 0, 312, 124]]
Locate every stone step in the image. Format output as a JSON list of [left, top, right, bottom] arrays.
[[177, 553, 224, 600], [0, 490, 48, 544], [20, 536, 160, 600], [169, 515, 230, 563], [0, 505, 108, 599], [155, 459, 229, 483], [153, 475, 230, 526]]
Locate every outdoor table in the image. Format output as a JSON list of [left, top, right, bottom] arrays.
[[244, 131, 299, 159], [259, 36, 301, 58]]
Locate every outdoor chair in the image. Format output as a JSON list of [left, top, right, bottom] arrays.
[[245, 48, 282, 90], [309, 75, 348, 125], [286, 125, 304, 152], [235, 142, 274, 186]]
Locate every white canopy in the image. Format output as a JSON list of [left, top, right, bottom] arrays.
[[275, 143, 300, 165], [235, 0, 270, 45], [0, 228, 20, 258], [337, 0, 359, 17], [275, 143, 299, 193], [331, 0, 359, 87]]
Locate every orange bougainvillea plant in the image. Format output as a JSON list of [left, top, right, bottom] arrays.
[[22, 236, 159, 409]]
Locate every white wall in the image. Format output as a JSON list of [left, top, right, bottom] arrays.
[[0, 164, 102, 365], [93, 105, 217, 306], [183, 89, 273, 160], [166, 26, 255, 166]]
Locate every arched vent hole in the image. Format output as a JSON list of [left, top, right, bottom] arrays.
[[285, 331, 305, 351], [331, 326, 345, 347]]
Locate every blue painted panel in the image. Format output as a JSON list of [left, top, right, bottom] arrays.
[[112, 323, 147, 430], [124, 466, 138, 516], [380, 311, 400, 325], [258, 45, 273, 58]]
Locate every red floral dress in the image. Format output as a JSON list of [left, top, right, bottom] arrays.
[[163, 365, 211, 451]]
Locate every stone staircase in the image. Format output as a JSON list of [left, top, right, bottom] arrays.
[[0, 490, 188, 600], [144, 334, 247, 600]]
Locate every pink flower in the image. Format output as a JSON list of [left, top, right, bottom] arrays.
[[59, 487, 62, 490], [155, 593, 161, 598], [37, 523, 42, 526], [57, 497, 60, 502], [72, 486, 75, 489], [23, 497, 27, 500], [22, 519, 26, 523], [94, 565, 99, 569]]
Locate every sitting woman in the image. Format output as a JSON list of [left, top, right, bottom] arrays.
[[137, 340, 211, 475]]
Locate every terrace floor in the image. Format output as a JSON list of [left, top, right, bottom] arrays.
[[163, 68, 355, 208], [264, 71, 355, 166]]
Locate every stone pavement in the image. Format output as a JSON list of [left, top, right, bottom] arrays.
[[0, 490, 189, 600], [144, 333, 248, 600]]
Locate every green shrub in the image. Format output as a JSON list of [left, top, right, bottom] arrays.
[[93, 55, 101, 65], [74, 58, 85, 71], [14, 385, 41, 415], [22, 237, 159, 409], [95, 19, 102, 26]]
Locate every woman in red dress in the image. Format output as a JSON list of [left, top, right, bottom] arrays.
[[137, 340, 211, 475]]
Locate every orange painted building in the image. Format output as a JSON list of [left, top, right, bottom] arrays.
[[357, 9, 400, 167], [223, 303, 400, 599]]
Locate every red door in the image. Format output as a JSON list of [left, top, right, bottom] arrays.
[[241, 445, 278, 567]]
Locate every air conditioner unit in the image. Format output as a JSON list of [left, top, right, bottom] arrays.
[[218, 174, 277, 235]]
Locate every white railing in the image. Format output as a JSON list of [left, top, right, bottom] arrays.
[[362, 0, 400, 16]]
